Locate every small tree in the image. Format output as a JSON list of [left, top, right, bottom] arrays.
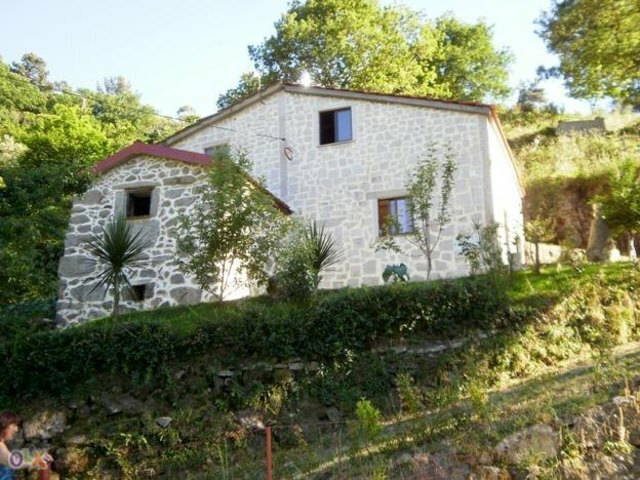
[[597, 161, 640, 259], [177, 150, 290, 301], [86, 214, 149, 318], [407, 143, 457, 279], [524, 217, 555, 273], [271, 219, 341, 299]]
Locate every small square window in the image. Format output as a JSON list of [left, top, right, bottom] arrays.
[[378, 197, 414, 235], [130, 283, 153, 302], [126, 189, 153, 218], [204, 143, 230, 158], [319, 108, 352, 145]]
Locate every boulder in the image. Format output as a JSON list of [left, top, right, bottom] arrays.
[[470, 466, 512, 480], [155, 417, 172, 428], [494, 424, 559, 465], [98, 393, 145, 416], [23, 411, 67, 441]]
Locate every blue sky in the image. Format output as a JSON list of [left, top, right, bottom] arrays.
[[1, 0, 597, 117]]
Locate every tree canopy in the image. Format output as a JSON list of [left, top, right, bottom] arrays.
[[218, 0, 512, 109], [537, 0, 640, 105], [0, 53, 191, 303]]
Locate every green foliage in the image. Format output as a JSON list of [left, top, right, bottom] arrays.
[[216, 72, 264, 111], [0, 274, 509, 403], [395, 373, 424, 416], [271, 220, 341, 299], [0, 54, 184, 304], [350, 398, 383, 444], [596, 161, 640, 235], [176, 150, 290, 300], [525, 218, 556, 273], [382, 264, 409, 284], [86, 214, 151, 318], [538, 0, 640, 105], [407, 142, 457, 279], [219, 0, 512, 108], [456, 221, 505, 276]]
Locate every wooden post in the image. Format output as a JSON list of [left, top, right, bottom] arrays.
[[265, 425, 273, 480]]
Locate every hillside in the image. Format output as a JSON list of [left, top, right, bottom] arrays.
[[501, 109, 640, 248], [4, 262, 640, 479]]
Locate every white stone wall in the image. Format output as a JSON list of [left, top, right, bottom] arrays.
[[174, 90, 501, 286], [486, 118, 525, 266], [56, 155, 250, 325]]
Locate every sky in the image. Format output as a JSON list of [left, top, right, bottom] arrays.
[[0, 0, 600, 117]]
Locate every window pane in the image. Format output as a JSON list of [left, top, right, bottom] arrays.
[[396, 199, 413, 234], [377, 197, 413, 236], [204, 144, 230, 158], [319, 111, 336, 144], [335, 108, 352, 142]]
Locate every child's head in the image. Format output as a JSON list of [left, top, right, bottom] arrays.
[[0, 412, 20, 442]]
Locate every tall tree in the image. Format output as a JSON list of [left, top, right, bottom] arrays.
[[10, 52, 50, 87], [218, 0, 512, 109], [538, 0, 640, 105]]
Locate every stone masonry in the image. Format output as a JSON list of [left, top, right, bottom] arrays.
[[57, 84, 524, 324], [56, 155, 250, 325]]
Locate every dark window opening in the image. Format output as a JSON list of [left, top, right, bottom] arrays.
[[126, 189, 152, 218], [319, 108, 352, 145], [378, 197, 414, 235], [131, 284, 146, 302], [204, 143, 230, 158], [130, 283, 153, 302]]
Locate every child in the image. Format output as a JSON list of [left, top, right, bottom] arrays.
[[0, 412, 53, 479]]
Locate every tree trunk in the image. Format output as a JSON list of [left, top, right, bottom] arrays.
[[112, 280, 120, 319], [629, 235, 637, 261], [586, 204, 610, 262], [534, 242, 541, 274]]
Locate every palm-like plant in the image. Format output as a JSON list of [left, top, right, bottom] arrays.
[[86, 214, 149, 318], [304, 221, 341, 290]]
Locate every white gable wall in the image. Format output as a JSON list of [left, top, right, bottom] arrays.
[[486, 118, 525, 266], [172, 90, 499, 286]]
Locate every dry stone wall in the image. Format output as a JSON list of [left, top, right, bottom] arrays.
[[56, 155, 249, 325]]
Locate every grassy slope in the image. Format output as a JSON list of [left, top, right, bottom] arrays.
[[10, 262, 640, 479]]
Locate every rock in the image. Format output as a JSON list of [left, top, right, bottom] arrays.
[[79, 189, 104, 205], [409, 452, 471, 480], [58, 255, 95, 278], [23, 411, 67, 440], [54, 446, 89, 475], [323, 407, 342, 424], [471, 466, 511, 480], [155, 417, 172, 428], [98, 393, 145, 416], [169, 286, 202, 304], [64, 434, 88, 446], [236, 411, 265, 431], [495, 424, 559, 465]]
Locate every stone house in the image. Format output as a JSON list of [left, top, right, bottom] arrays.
[[56, 83, 524, 325]]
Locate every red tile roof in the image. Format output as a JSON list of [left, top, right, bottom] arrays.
[[92, 141, 292, 214]]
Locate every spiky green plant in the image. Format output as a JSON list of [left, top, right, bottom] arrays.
[[304, 220, 341, 290], [86, 214, 149, 318]]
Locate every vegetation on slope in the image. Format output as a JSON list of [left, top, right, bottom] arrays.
[[5, 262, 640, 479]]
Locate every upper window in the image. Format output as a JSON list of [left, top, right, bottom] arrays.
[[319, 108, 352, 145], [126, 189, 153, 218], [204, 143, 230, 158], [378, 197, 414, 235]]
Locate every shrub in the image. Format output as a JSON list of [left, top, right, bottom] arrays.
[[1, 276, 509, 403]]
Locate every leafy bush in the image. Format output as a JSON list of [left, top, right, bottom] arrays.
[[1, 275, 509, 403]]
